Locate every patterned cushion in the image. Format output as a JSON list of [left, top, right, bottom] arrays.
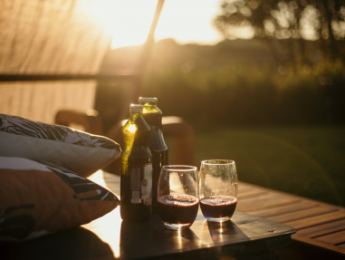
[[0, 157, 120, 241], [0, 114, 121, 176]]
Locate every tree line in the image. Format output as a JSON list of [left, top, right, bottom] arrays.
[[214, 0, 345, 62]]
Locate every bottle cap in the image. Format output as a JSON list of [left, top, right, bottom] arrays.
[[129, 104, 143, 113], [139, 97, 158, 105]]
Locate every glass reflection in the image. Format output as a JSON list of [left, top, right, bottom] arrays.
[[202, 220, 236, 244]]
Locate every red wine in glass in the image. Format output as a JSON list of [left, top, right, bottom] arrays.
[[200, 196, 237, 221], [200, 160, 238, 222], [157, 165, 199, 230], [158, 194, 199, 226]]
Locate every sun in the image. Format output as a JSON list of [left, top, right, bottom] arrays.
[[110, 1, 158, 49], [82, 0, 157, 49], [84, 0, 225, 49]]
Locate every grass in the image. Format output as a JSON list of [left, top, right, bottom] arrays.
[[167, 125, 345, 207]]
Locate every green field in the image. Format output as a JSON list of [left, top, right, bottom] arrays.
[[168, 126, 345, 207]]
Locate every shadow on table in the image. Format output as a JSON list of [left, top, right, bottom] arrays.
[[0, 227, 115, 260]]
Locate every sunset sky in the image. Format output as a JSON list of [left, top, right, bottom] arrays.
[[106, 0, 225, 49], [87, 0, 320, 49]]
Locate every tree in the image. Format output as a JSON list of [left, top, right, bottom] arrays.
[[214, 0, 345, 62]]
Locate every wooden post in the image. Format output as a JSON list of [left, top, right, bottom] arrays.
[[129, 0, 165, 104]]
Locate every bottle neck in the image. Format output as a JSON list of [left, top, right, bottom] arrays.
[[142, 104, 161, 114], [141, 104, 162, 126], [128, 113, 139, 123], [129, 113, 151, 147], [142, 113, 162, 128]]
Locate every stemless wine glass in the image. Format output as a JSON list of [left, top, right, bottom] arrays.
[[199, 160, 238, 222], [157, 165, 199, 230]]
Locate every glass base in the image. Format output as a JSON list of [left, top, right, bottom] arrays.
[[205, 216, 230, 222], [163, 222, 192, 230]]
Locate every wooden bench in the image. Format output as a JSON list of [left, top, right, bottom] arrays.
[[92, 171, 345, 260]]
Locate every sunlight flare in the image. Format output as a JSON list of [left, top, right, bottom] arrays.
[[111, 0, 158, 49]]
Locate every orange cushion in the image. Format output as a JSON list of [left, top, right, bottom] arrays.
[[0, 157, 120, 241]]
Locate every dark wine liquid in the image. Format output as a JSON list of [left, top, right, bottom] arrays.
[[200, 196, 237, 219], [158, 194, 199, 224]]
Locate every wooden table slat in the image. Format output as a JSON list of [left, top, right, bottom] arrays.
[[267, 206, 339, 224], [237, 186, 253, 193], [291, 235, 345, 256], [296, 218, 345, 237], [314, 230, 345, 245], [237, 192, 299, 212], [339, 243, 345, 249], [238, 182, 259, 191], [237, 190, 268, 199], [284, 210, 345, 230], [247, 201, 319, 218]]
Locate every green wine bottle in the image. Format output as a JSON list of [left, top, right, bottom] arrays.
[[120, 104, 152, 222], [139, 97, 168, 214]]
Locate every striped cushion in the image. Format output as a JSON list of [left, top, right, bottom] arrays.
[[0, 114, 121, 176], [0, 157, 119, 241]]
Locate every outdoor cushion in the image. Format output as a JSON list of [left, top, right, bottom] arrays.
[[0, 157, 120, 242], [0, 114, 121, 177]]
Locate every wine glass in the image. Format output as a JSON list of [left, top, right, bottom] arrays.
[[199, 160, 238, 222], [157, 165, 199, 230]]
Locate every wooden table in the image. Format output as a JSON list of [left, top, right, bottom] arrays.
[[237, 182, 345, 259], [1, 209, 295, 260], [1, 171, 295, 260]]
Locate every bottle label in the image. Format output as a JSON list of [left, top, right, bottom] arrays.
[[130, 163, 152, 204], [130, 167, 141, 203], [142, 163, 152, 205]]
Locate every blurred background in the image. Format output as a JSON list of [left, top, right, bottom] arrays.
[[96, 0, 345, 207], [1, 0, 344, 207]]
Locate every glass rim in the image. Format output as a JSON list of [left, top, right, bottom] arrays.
[[161, 165, 197, 171], [201, 159, 235, 165]]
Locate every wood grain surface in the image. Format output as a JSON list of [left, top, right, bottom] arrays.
[[236, 179, 345, 258], [96, 171, 345, 258]]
